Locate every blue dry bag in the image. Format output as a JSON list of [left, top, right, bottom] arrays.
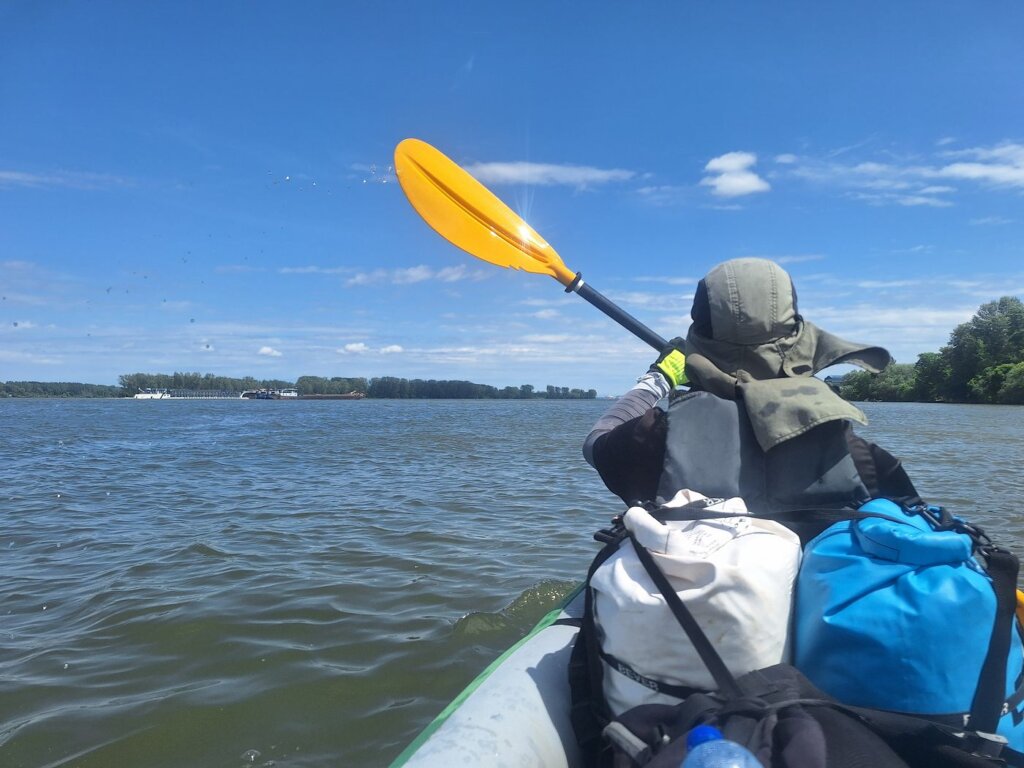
[[795, 498, 1024, 752]]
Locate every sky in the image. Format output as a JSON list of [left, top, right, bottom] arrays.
[[2, 2, 1023, 396]]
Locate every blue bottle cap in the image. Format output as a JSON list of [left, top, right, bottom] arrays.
[[686, 724, 724, 751]]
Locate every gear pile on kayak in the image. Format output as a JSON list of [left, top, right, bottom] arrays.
[[392, 494, 1024, 768]]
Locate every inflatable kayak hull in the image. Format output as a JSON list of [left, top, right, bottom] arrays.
[[390, 588, 584, 767]]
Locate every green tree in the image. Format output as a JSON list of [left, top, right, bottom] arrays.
[[942, 297, 1024, 402], [997, 362, 1024, 404], [913, 352, 949, 402], [968, 364, 1016, 404], [839, 364, 916, 402]]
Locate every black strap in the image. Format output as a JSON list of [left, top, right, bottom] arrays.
[[569, 533, 629, 757], [969, 546, 1020, 733], [627, 531, 744, 699]]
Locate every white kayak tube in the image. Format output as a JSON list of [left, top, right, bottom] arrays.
[[389, 587, 585, 768]]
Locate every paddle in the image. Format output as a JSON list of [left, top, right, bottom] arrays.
[[393, 138, 668, 351]]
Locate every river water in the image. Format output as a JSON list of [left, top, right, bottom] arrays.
[[2, 399, 1023, 767]]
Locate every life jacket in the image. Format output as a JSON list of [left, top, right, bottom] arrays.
[[657, 391, 870, 513]]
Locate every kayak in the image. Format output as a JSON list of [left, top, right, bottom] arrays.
[[389, 587, 585, 767]]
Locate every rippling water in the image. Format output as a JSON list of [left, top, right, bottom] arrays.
[[2, 399, 1023, 767]]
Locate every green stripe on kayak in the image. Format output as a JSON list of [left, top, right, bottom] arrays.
[[389, 584, 583, 767]]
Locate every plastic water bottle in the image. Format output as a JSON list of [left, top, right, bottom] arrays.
[[681, 725, 762, 768]]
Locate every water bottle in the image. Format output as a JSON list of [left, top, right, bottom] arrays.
[[680, 725, 762, 768]]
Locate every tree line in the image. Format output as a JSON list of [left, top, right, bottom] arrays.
[[0, 381, 122, 398], [2, 374, 597, 399], [363, 378, 596, 399], [840, 296, 1024, 404]]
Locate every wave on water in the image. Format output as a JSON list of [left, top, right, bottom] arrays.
[[452, 578, 579, 638]]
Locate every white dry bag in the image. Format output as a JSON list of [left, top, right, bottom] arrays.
[[590, 490, 802, 715]]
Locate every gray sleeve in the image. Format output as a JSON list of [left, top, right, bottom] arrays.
[[582, 371, 671, 467]]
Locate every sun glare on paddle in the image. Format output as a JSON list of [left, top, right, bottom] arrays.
[[518, 223, 547, 251]]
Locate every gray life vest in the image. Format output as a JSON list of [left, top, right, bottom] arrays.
[[656, 391, 870, 511]]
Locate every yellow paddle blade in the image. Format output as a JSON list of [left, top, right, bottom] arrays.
[[394, 138, 578, 287]]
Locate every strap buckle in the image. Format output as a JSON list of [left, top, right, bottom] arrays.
[[970, 730, 1008, 758]]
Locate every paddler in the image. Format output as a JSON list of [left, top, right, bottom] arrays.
[[583, 257, 919, 521]]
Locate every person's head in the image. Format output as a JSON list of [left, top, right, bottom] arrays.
[[685, 258, 890, 382], [689, 258, 798, 347]]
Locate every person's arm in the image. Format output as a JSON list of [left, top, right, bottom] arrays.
[[582, 371, 673, 505], [582, 371, 671, 467]]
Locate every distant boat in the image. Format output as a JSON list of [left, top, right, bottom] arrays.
[[239, 388, 300, 400], [240, 389, 276, 399], [239, 389, 365, 400], [133, 388, 171, 400]]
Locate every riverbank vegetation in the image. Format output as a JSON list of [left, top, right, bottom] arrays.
[[1, 374, 597, 399], [0, 381, 122, 398], [840, 296, 1024, 404]]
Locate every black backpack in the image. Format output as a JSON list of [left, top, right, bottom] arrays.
[[569, 511, 1018, 768]]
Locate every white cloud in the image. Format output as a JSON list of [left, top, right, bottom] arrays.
[[466, 161, 634, 188], [519, 298, 566, 307], [392, 266, 433, 284], [937, 144, 1024, 187], [0, 170, 132, 190], [258, 346, 282, 357], [700, 152, 770, 197], [523, 334, 572, 343], [783, 141, 1024, 206], [380, 344, 403, 354], [848, 190, 952, 207], [739, 254, 825, 266], [775, 254, 826, 265], [532, 309, 561, 319], [346, 264, 486, 287], [633, 275, 699, 286], [855, 280, 923, 289], [436, 265, 470, 282], [340, 342, 369, 354], [279, 265, 351, 275], [605, 290, 691, 309], [775, 154, 798, 164], [345, 270, 387, 286]]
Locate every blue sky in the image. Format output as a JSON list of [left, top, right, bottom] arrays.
[[2, 2, 1023, 395]]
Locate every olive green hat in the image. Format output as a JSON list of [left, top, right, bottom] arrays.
[[684, 258, 892, 450]]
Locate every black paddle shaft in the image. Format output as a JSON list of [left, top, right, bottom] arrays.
[[569, 275, 668, 351]]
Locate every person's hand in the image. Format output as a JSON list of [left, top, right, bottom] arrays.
[[649, 337, 688, 387]]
